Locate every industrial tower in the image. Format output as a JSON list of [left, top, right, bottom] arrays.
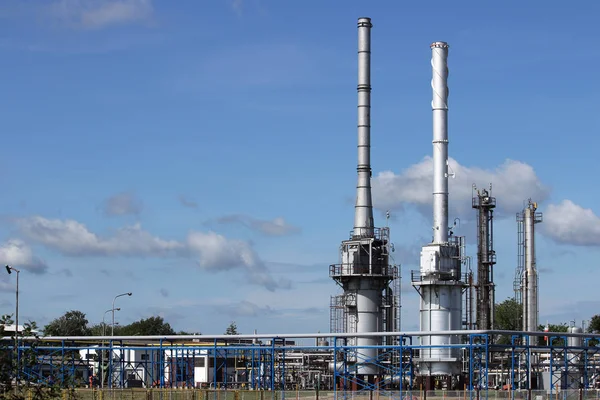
[[472, 184, 497, 330], [514, 200, 543, 339], [329, 17, 399, 380], [412, 42, 465, 385]]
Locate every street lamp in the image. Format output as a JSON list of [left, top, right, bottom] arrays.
[[103, 308, 120, 337], [111, 292, 132, 336], [5, 265, 20, 394], [101, 308, 120, 389]]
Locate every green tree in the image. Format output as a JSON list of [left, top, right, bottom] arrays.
[[225, 321, 238, 335], [89, 323, 109, 336], [116, 316, 176, 336], [494, 298, 523, 345], [44, 310, 92, 336], [0, 314, 71, 399], [588, 315, 600, 333], [537, 323, 569, 346], [177, 330, 201, 335]]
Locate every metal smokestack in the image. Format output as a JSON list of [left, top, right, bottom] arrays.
[[353, 17, 374, 239], [431, 41, 449, 244], [413, 41, 463, 381], [330, 17, 398, 380]]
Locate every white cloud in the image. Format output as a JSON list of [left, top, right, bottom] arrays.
[[101, 191, 143, 216], [215, 215, 300, 236], [542, 200, 600, 246], [186, 231, 291, 291], [187, 231, 258, 271], [372, 157, 550, 219], [50, 0, 153, 29], [17, 217, 183, 257], [17, 216, 290, 291], [0, 239, 48, 274]]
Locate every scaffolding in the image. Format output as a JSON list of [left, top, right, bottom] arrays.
[[329, 227, 400, 346]]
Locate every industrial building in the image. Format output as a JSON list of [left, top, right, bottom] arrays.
[[3, 16, 600, 400]]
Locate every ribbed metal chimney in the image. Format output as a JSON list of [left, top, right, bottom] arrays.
[[431, 41, 449, 244], [353, 17, 374, 239], [412, 41, 464, 382]]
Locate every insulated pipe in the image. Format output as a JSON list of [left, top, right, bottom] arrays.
[[353, 17, 374, 239], [431, 42, 449, 244]]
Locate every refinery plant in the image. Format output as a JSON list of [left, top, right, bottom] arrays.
[[3, 17, 600, 400]]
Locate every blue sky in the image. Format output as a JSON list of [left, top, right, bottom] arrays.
[[0, 0, 599, 335]]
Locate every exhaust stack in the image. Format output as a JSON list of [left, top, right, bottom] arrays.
[[431, 41, 450, 245], [353, 17, 374, 239], [329, 17, 399, 380], [412, 42, 465, 382]]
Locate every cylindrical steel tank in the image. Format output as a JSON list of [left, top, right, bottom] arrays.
[[568, 326, 583, 348]]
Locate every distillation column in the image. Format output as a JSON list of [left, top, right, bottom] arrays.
[[412, 42, 464, 381], [522, 200, 542, 338], [329, 17, 397, 380], [472, 185, 497, 330]]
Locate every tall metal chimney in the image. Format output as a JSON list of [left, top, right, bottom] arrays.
[[329, 17, 399, 382], [431, 41, 449, 245], [353, 17, 374, 239], [412, 42, 465, 385]]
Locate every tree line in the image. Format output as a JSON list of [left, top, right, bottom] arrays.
[[44, 304, 600, 339], [42, 310, 238, 336], [494, 297, 600, 345]]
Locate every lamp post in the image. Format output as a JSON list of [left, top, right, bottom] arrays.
[[111, 292, 132, 336], [103, 308, 120, 337], [5, 265, 20, 394], [101, 308, 120, 389], [110, 292, 131, 389]]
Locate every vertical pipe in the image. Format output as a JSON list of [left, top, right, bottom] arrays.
[[431, 41, 449, 244], [15, 270, 19, 394], [353, 17, 374, 239]]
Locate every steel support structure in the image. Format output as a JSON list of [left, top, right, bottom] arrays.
[[6, 330, 600, 400]]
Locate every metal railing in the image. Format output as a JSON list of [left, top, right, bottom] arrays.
[[329, 264, 397, 278], [9, 389, 600, 400]]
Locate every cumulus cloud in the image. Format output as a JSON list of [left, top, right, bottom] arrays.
[[187, 231, 291, 291], [50, 0, 154, 29], [18, 217, 183, 257], [100, 191, 143, 217], [372, 157, 549, 219], [17, 216, 289, 291], [0, 239, 48, 274], [542, 200, 600, 246], [216, 215, 301, 236]]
